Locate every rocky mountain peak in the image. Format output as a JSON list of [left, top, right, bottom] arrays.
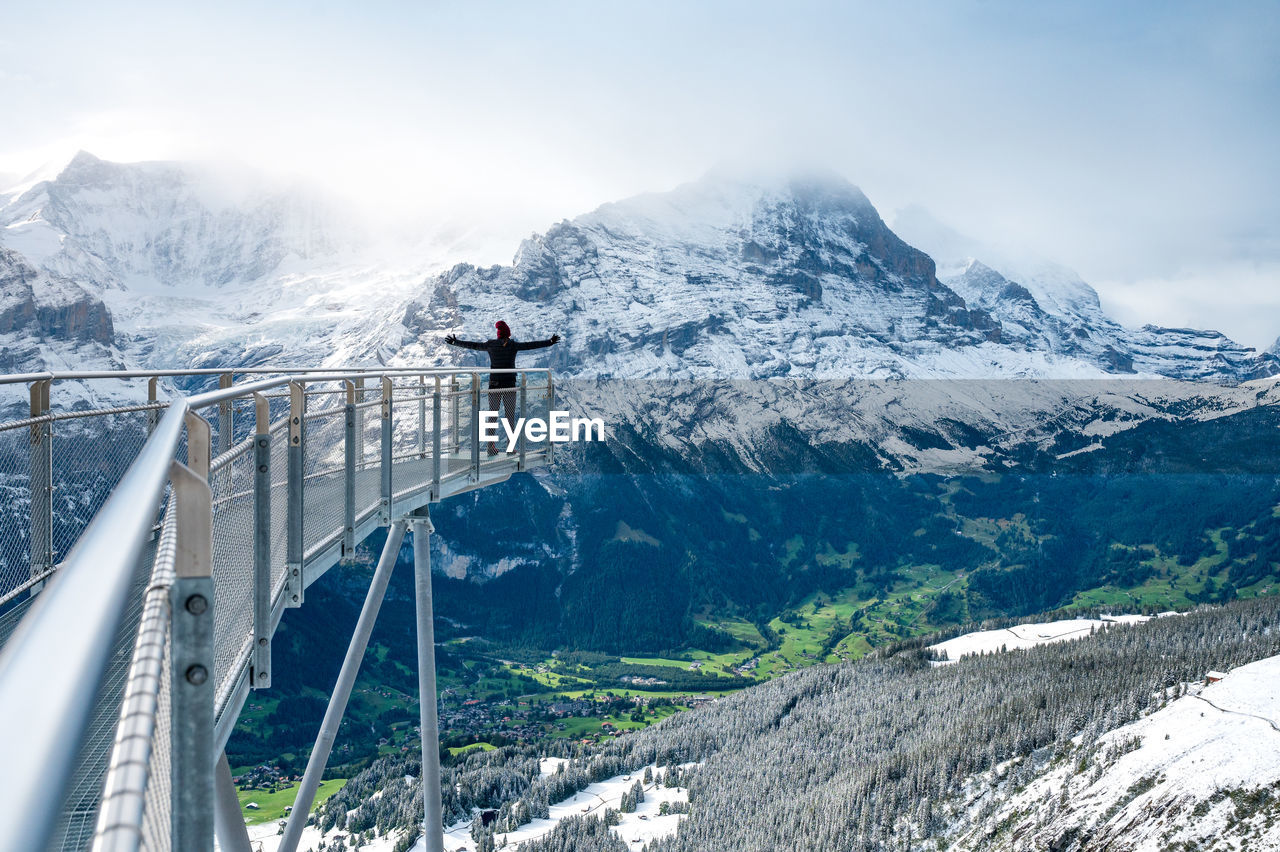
[[56, 150, 116, 184]]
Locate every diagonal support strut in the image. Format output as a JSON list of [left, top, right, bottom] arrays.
[[278, 519, 407, 852], [413, 511, 444, 852]]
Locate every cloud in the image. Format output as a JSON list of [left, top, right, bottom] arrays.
[[0, 0, 1276, 343], [1096, 262, 1280, 351]]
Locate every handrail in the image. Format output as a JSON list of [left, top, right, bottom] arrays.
[[0, 365, 554, 852], [0, 365, 550, 387], [0, 404, 185, 852]]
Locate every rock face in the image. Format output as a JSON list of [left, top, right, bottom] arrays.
[[0, 248, 116, 374], [0, 249, 113, 345]]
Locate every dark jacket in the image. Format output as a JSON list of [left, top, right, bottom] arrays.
[[445, 336, 556, 387]]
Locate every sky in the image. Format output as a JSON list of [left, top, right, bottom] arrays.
[[2, 0, 1278, 348]]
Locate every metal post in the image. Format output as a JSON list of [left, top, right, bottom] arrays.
[[381, 376, 393, 520], [169, 438, 214, 852], [146, 376, 159, 435], [252, 394, 272, 689], [28, 380, 52, 589], [545, 373, 556, 463], [286, 381, 305, 608], [412, 512, 444, 852], [470, 373, 480, 481], [450, 375, 460, 454], [418, 374, 427, 459], [431, 376, 442, 500], [217, 372, 234, 454], [518, 372, 528, 470], [213, 751, 253, 852], [354, 376, 366, 468], [343, 381, 357, 557], [185, 410, 211, 477], [278, 520, 408, 852]]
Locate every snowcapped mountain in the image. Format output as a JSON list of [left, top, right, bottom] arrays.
[[2, 154, 1278, 471], [0, 152, 438, 391], [3, 154, 1275, 389], [404, 172, 1277, 384], [941, 259, 1276, 382]]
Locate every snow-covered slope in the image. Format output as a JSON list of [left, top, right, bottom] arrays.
[[947, 655, 1280, 851]]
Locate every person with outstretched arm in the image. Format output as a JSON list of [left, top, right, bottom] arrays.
[[444, 320, 561, 454]]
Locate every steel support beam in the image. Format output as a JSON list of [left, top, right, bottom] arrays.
[[545, 373, 556, 464], [217, 372, 234, 454], [146, 376, 159, 435], [518, 373, 528, 471], [169, 453, 214, 852], [418, 374, 427, 459], [354, 376, 366, 467], [213, 752, 253, 852], [252, 394, 272, 689], [450, 375, 460, 454], [431, 377, 442, 500], [470, 374, 480, 481], [380, 376, 393, 521], [286, 381, 305, 607], [278, 520, 407, 852], [412, 513, 444, 852], [28, 380, 52, 589], [344, 381, 356, 557]]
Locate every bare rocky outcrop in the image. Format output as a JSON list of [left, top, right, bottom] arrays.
[[0, 248, 114, 345]]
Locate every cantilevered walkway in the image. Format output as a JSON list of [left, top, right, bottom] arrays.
[[0, 366, 557, 852]]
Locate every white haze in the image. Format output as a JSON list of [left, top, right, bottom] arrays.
[[1, 0, 1277, 348]]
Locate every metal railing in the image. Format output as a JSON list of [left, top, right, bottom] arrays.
[[0, 365, 555, 852]]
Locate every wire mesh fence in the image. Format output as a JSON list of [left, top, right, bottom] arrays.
[[303, 399, 348, 555], [93, 498, 177, 852], [208, 442, 258, 696], [139, 631, 172, 852], [357, 395, 383, 519], [51, 412, 152, 572], [48, 527, 156, 852], [0, 426, 33, 603], [269, 419, 290, 601]]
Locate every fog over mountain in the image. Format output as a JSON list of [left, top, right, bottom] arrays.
[[4, 153, 1275, 391]]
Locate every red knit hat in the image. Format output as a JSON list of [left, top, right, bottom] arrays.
[[495, 320, 511, 338]]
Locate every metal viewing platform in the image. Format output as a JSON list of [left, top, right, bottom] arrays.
[[0, 366, 557, 852]]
